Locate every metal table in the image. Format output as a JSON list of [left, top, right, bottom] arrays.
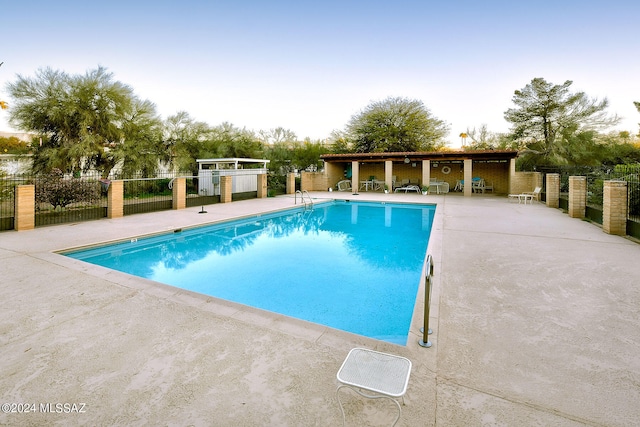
[[336, 348, 412, 426]]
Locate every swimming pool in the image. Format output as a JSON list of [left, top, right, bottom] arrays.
[[64, 200, 435, 345]]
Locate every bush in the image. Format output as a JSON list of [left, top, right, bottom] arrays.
[[35, 169, 101, 210]]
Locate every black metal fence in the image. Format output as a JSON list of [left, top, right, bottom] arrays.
[[122, 176, 174, 215], [0, 175, 30, 230], [34, 171, 106, 227], [0, 170, 265, 231], [537, 164, 640, 222]]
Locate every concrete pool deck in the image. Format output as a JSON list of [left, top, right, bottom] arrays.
[[1, 192, 639, 426]]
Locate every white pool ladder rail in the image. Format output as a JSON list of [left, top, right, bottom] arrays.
[[295, 190, 313, 208]]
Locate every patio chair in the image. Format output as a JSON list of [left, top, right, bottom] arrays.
[[484, 181, 494, 192], [472, 179, 486, 193], [336, 180, 352, 192]]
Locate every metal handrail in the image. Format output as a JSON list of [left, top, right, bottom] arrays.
[[419, 254, 434, 348], [295, 190, 313, 208]]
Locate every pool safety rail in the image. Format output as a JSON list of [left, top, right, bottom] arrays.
[[419, 254, 434, 348], [295, 190, 313, 208]]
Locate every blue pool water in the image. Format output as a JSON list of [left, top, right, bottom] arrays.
[[64, 201, 435, 345]]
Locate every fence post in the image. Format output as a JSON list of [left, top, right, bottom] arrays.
[[568, 176, 586, 219], [546, 173, 560, 208], [172, 177, 186, 210], [603, 180, 628, 236], [14, 185, 35, 231], [220, 175, 233, 203], [107, 180, 124, 219]]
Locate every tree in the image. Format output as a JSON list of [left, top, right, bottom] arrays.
[[0, 61, 7, 110], [258, 127, 297, 145], [6, 66, 164, 177], [345, 96, 449, 153], [0, 135, 30, 154], [327, 129, 352, 153], [164, 111, 216, 176], [213, 122, 263, 159], [504, 78, 619, 165], [292, 139, 326, 171], [462, 124, 517, 151]]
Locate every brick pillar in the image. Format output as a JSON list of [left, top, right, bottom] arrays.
[[220, 175, 232, 203], [568, 176, 586, 219], [463, 159, 472, 196], [107, 180, 124, 219], [351, 161, 359, 193], [257, 174, 267, 198], [286, 172, 296, 195], [14, 185, 35, 231], [508, 158, 516, 194], [172, 177, 186, 209], [385, 160, 393, 192], [603, 180, 627, 235], [422, 160, 430, 189], [546, 173, 560, 208]]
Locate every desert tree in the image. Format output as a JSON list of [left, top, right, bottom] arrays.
[[6, 66, 163, 177], [346, 96, 449, 153], [504, 78, 619, 165]]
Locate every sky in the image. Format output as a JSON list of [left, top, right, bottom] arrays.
[[1, 0, 639, 146]]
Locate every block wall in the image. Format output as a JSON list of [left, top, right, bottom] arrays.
[[469, 161, 511, 194], [511, 171, 542, 195], [300, 171, 330, 191]]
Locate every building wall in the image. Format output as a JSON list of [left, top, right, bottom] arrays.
[[470, 161, 511, 194], [511, 171, 543, 195], [325, 162, 347, 189], [301, 171, 330, 191]]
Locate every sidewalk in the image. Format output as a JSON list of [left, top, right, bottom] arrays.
[[0, 192, 638, 426]]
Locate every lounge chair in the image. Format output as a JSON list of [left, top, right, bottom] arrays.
[[508, 186, 541, 204], [524, 186, 542, 201], [336, 180, 352, 192], [394, 184, 420, 193]]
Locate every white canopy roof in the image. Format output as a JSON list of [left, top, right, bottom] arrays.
[[196, 158, 270, 169]]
